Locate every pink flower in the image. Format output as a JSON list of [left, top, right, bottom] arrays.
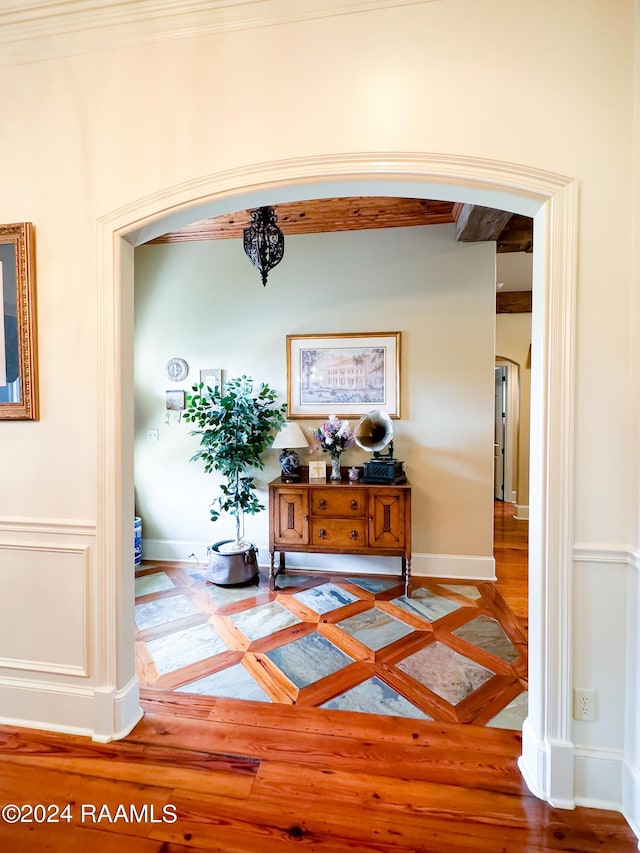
[[312, 416, 355, 457]]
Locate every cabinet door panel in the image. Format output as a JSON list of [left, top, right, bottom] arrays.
[[369, 491, 406, 548], [273, 489, 309, 545]]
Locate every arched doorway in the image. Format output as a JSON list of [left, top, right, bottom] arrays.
[[97, 153, 578, 806]]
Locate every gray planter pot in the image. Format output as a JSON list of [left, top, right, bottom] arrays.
[[206, 540, 259, 585]]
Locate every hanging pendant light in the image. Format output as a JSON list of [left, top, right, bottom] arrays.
[[243, 206, 285, 287]]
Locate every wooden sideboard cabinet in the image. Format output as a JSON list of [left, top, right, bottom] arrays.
[[268, 468, 412, 594]]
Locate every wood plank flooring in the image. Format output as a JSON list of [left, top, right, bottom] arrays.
[[0, 502, 637, 851]]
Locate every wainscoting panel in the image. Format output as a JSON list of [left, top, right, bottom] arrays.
[[0, 541, 90, 675], [0, 518, 140, 740]]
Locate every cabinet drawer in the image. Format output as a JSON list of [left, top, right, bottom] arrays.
[[310, 518, 366, 549], [310, 489, 366, 517]]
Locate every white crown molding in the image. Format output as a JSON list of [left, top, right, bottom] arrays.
[[0, 0, 434, 67]]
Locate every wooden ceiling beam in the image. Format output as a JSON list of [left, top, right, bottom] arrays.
[[148, 197, 456, 244], [454, 203, 513, 243], [496, 214, 534, 253], [496, 290, 532, 314]]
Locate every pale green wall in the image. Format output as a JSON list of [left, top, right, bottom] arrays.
[[134, 223, 496, 569]]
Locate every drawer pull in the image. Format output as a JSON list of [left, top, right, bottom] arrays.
[[350, 499, 359, 510], [318, 499, 327, 510], [319, 528, 327, 539], [350, 529, 358, 540]]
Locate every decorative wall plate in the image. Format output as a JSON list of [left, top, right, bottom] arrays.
[[165, 357, 189, 382]]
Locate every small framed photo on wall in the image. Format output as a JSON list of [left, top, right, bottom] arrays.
[[200, 368, 222, 391]]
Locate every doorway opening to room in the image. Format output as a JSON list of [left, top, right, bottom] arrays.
[[132, 195, 531, 731], [100, 153, 576, 802]]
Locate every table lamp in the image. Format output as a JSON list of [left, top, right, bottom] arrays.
[[272, 421, 308, 481]]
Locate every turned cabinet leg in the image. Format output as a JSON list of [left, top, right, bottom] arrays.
[[269, 552, 286, 591], [403, 554, 412, 598]]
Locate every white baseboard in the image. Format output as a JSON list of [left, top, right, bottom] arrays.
[[0, 674, 142, 743], [142, 538, 211, 564], [411, 551, 496, 580], [622, 756, 640, 846], [143, 539, 496, 581], [574, 746, 624, 810], [519, 719, 576, 809], [574, 748, 640, 846], [514, 504, 529, 520]]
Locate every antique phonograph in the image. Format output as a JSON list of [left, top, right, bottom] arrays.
[[354, 410, 406, 484]]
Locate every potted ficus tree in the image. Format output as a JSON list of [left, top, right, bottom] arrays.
[[184, 375, 286, 584]]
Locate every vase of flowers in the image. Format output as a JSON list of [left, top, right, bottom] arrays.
[[312, 415, 355, 480]]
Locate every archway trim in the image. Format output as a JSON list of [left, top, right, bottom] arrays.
[[97, 152, 578, 805]]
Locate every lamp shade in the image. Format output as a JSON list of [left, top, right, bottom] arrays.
[[272, 421, 308, 450]]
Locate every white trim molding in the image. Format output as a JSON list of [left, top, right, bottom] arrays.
[[0, 541, 91, 677], [0, 517, 96, 537], [0, 674, 141, 743], [622, 755, 640, 845], [98, 152, 577, 799], [0, 0, 437, 67]]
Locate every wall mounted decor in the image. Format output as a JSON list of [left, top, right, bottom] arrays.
[[0, 222, 38, 420], [165, 357, 188, 382], [165, 390, 185, 411], [199, 368, 222, 391], [286, 332, 401, 419]]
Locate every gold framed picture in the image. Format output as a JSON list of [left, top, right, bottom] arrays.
[[0, 223, 38, 420], [286, 331, 400, 419]]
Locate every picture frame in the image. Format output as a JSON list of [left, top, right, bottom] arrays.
[[286, 332, 400, 419], [0, 223, 38, 420], [199, 368, 222, 391], [308, 460, 327, 480], [165, 390, 186, 411]]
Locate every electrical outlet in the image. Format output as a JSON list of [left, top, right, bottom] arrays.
[[146, 429, 159, 442], [574, 688, 597, 721]]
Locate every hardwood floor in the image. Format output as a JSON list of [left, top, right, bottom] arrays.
[[0, 503, 637, 851], [493, 499, 529, 627]]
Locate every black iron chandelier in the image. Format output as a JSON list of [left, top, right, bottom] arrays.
[[243, 206, 285, 287]]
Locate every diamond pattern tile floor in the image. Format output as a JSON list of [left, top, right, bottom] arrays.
[[135, 564, 528, 729]]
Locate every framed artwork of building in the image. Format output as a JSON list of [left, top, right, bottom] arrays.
[[286, 331, 400, 419]]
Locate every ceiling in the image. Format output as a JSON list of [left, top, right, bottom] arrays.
[[148, 196, 534, 310]]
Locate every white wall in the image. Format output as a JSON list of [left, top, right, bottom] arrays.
[[134, 225, 496, 575], [0, 0, 637, 835], [495, 312, 532, 509], [625, 0, 640, 836]]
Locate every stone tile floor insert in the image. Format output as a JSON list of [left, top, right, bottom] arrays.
[[135, 562, 528, 729]]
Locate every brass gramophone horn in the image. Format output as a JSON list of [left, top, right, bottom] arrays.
[[354, 410, 394, 455]]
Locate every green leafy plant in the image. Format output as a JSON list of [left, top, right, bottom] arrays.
[[184, 375, 286, 549]]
